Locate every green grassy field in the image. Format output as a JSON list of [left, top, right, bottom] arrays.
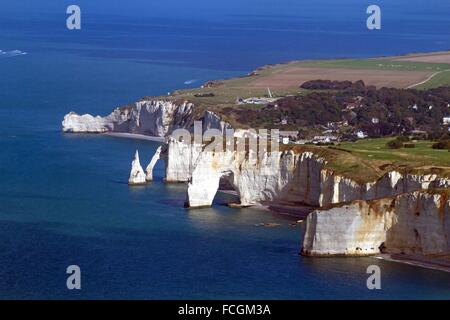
[[415, 70, 450, 89], [281, 137, 449, 182], [338, 138, 448, 162], [298, 58, 450, 72], [281, 137, 450, 183], [157, 53, 450, 111]]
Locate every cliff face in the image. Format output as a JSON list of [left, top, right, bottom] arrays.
[[187, 148, 296, 207], [149, 139, 449, 209], [318, 170, 449, 207], [165, 139, 202, 183], [62, 100, 230, 137], [202, 110, 233, 133], [302, 191, 450, 256], [62, 100, 194, 136], [129, 100, 194, 136], [62, 112, 114, 133]]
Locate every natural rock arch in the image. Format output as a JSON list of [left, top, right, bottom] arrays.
[[187, 166, 237, 208]]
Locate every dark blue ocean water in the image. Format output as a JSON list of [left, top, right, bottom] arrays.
[[1, 0, 450, 299]]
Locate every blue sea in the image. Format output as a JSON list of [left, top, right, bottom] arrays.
[[0, 0, 450, 299]]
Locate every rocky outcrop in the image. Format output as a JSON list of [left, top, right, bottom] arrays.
[[63, 100, 194, 136], [62, 99, 232, 137], [164, 138, 203, 182], [301, 190, 450, 256], [149, 137, 298, 207], [202, 110, 232, 133], [62, 112, 113, 133], [187, 148, 291, 207], [145, 146, 162, 182], [318, 170, 450, 207], [128, 150, 147, 185]]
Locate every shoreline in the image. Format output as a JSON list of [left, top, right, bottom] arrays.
[[375, 254, 450, 274], [102, 132, 165, 142], [218, 190, 314, 219]]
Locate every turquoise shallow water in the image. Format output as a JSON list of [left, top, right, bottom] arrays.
[[0, 0, 450, 299]]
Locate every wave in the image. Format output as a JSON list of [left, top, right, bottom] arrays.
[[0, 49, 27, 58], [184, 79, 197, 85]]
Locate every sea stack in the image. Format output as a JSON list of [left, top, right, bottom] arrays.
[[128, 150, 147, 185], [145, 146, 162, 182]]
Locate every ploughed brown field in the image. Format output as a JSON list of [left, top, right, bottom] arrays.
[[392, 51, 450, 64], [158, 51, 450, 109], [247, 66, 433, 89]]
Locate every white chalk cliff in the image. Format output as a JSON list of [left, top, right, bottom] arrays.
[[146, 138, 449, 209], [202, 110, 232, 133], [144, 139, 449, 258], [145, 146, 162, 182], [62, 112, 112, 133], [302, 190, 450, 256], [62, 99, 231, 137], [128, 150, 147, 185]]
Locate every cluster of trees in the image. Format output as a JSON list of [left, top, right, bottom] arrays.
[[230, 81, 450, 138], [386, 133, 450, 150], [431, 132, 450, 150], [300, 79, 367, 91], [234, 91, 342, 127], [386, 136, 416, 149], [432, 140, 450, 150]]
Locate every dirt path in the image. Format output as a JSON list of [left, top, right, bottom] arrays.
[[407, 70, 450, 89]]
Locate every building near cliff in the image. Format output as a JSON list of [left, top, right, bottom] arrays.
[[238, 97, 279, 105], [443, 116, 450, 125], [279, 131, 299, 144], [312, 135, 338, 144], [356, 130, 368, 139]]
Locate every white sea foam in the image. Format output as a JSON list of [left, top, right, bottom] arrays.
[[0, 49, 27, 58], [184, 79, 197, 85]]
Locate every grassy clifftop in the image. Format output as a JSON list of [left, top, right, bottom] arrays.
[[282, 138, 450, 183]]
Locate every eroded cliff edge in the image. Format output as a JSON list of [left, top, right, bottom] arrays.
[[149, 138, 449, 209], [301, 190, 450, 257], [62, 99, 230, 137]]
